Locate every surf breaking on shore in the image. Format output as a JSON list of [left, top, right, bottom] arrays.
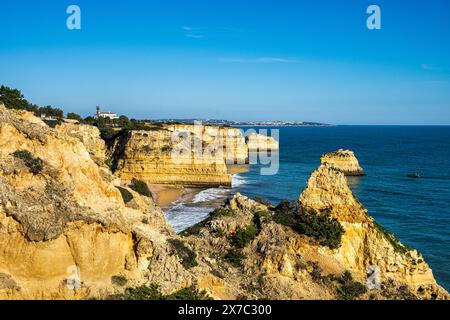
[[165, 174, 247, 232]]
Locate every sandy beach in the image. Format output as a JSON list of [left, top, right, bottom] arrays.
[[149, 184, 207, 210]]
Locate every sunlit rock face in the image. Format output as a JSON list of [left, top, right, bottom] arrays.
[[320, 149, 365, 176], [110, 128, 232, 187], [0, 104, 174, 299], [247, 133, 279, 152], [0, 104, 447, 300], [299, 163, 446, 298], [164, 124, 249, 165]]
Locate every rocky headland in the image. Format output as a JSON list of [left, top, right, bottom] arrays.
[[0, 104, 447, 300], [321, 149, 365, 176]]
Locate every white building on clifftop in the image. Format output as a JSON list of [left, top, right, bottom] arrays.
[[93, 106, 119, 120]]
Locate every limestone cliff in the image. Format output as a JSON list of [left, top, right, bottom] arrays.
[[56, 121, 107, 167], [0, 104, 173, 299], [111, 129, 232, 187], [0, 104, 447, 300], [164, 124, 248, 165], [299, 164, 445, 298], [321, 149, 365, 176], [247, 133, 279, 151]]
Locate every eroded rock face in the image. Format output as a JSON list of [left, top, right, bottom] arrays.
[[0, 104, 447, 300], [56, 122, 107, 167], [184, 170, 448, 300], [299, 164, 447, 298], [247, 133, 279, 151], [111, 129, 232, 187], [0, 105, 176, 299], [165, 124, 249, 165], [321, 149, 365, 176]]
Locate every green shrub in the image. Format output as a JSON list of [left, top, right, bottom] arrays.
[[271, 201, 344, 250], [210, 207, 235, 219], [374, 221, 411, 254], [296, 209, 344, 250], [169, 239, 198, 269], [12, 150, 44, 175], [273, 211, 297, 228], [224, 249, 246, 267], [129, 179, 152, 198], [165, 285, 211, 300], [336, 271, 367, 300], [231, 224, 258, 248], [105, 283, 210, 300], [272, 200, 298, 228], [275, 199, 298, 214], [116, 186, 134, 204], [111, 275, 128, 287], [67, 112, 83, 122], [108, 284, 163, 300], [180, 207, 235, 237]]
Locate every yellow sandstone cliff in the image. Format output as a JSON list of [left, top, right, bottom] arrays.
[[164, 124, 249, 165], [0, 104, 447, 300], [247, 133, 279, 151], [111, 129, 232, 187], [321, 149, 365, 176]]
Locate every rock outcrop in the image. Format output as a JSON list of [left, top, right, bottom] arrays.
[[0, 104, 447, 300], [247, 133, 279, 151], [56, 122, 107, 167], [0, 104, 174, 299], [300, 163, 445, 297], [111, 129, 232, 187], [165, 124, 249, 165], [321, 149, 365, 176]]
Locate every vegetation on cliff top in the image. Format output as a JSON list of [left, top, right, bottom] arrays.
[[374, 221, 411, 254], [181, 207, 236, 236], [272, 200, 344, 250], [11, 150, 45, 175], [106, 283, 211, 300], [231, 224, 259, 248], [0, 86, 63, 119]]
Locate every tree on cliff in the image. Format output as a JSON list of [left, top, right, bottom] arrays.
[[0, 86, 64, 119], [0, 85, 38, 113], [67, 112, 83, 122], [37, 105, 64, 118]]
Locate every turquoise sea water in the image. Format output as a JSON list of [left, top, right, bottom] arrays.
[[166, 126, 450, 291]]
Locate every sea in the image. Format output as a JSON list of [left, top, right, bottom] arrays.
[[165, 126, 450, 291]]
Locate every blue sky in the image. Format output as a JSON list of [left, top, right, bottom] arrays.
[[1, 0, 449, 124]]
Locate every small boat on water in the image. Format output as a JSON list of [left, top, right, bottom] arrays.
[[407, 173, 421, 179]]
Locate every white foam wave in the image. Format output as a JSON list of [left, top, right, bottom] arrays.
[[232, 174, 246, 188], [192, 188, 228, 203], [165, 203, 213, 233]]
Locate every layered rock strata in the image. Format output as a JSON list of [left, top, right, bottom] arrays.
[[111, 129, 232, 187], [164, 124, 249, 165], [320, 149, 365, 176], [247, 133, 279, 151]]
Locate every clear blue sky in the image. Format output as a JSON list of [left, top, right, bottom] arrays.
[[1, 0, 449, 124]]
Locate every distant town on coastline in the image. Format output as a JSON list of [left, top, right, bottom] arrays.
[[0, 85, 331, 128]]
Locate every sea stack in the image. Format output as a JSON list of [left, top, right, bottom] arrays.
[[320, 149, 365, 176], [247, 133, 279, 151]]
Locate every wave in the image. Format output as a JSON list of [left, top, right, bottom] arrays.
[[191, 174, 247, 204], [192, 187, 229, 203], [165, 203, 214, 233], [232, 174, 247, 188]]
